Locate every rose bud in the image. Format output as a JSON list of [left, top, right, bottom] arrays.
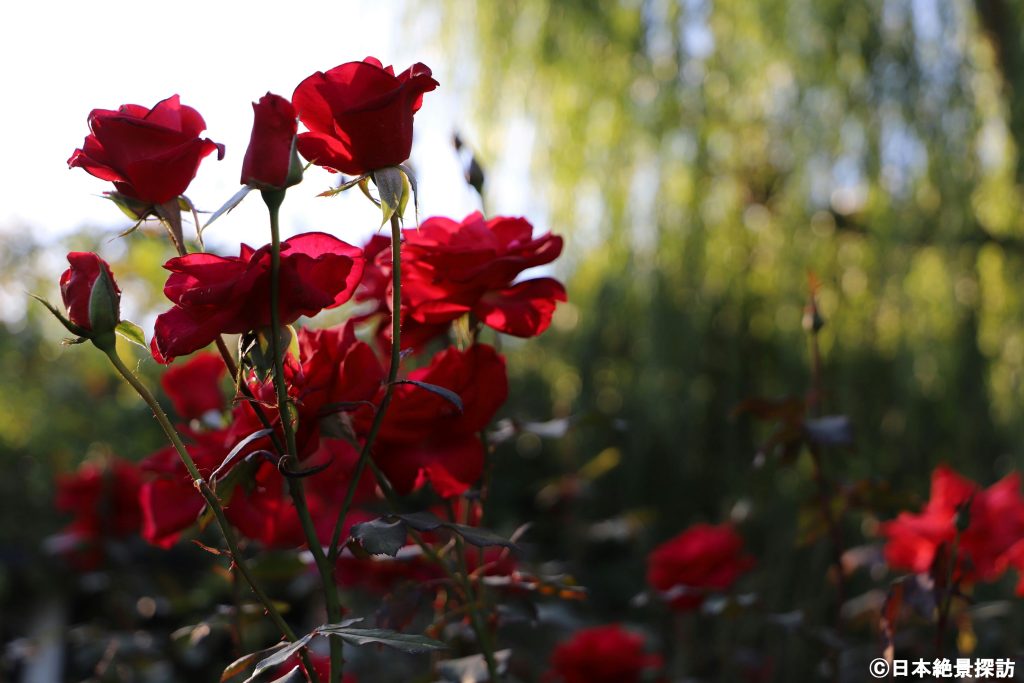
[[59, 252, 121, 348], [293, 58, 438, 175], [241, 93, 303, 190], [68, 95, 224, 206]]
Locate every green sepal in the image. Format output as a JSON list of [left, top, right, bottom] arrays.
[[102, 191, 153, 221], [30, 294, 88, 338], [87, 265, 120, 339], [372, 166, 410, 227]]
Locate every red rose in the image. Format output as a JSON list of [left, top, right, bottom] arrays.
[[881, 465, 1024, 585], [293, 57, 438, 175], [646, 523, 754, 611], [296, 322, 384, 417], [55, 458, 143, 568], [160, 352, 227, 420], [138, 430, 224, 548], [59, 252, 121, 333], [361, 344, 508, 497], [151, 232, 363, 362], [357, 213, 566, 348], [68, 95, 224, 204], [546, 624, 662, 683], [225, 439, 376, 549], [241, 93, 299, 189]]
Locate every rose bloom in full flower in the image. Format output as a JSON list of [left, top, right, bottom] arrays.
[[646, 522, 754, 611], [68, 95, 223, 205], [151, 233, 363, 362]]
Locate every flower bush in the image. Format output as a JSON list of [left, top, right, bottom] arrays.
[[37, 48, 1024, 683]]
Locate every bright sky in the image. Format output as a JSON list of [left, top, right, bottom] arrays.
[[0, 0, 499, 252]]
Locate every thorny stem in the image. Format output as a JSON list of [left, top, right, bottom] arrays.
[[104, 349, 320, 682], [327, 212, 404, 562], [368, 460, 502, 681], [262, 190, 345, 683]]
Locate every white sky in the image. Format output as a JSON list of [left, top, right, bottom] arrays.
[[0, 0, 500, 251]]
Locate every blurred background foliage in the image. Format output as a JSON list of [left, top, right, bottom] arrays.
[[6, 0, 1024, 679], [429, 0, 1024, 674]]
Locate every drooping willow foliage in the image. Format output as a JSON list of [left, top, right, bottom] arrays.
[[426, 0, 1024, 652]]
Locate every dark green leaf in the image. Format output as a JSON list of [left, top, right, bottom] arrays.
[[396, 511, 446, 532], [392, 380, 463, 413], [351, 517, 408, 557], [319, 626, 447, 653], [450, 523, 518, 551], [212, 428, 275, 481], [242, 634, 313, 683]]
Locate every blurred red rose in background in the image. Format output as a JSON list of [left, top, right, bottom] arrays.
[[293, 57, 438, 175], [546, 624, 662, 683], [881, 465, 1024, 586], [68, 95, 223, 204], [160, 352, 227, 420], [646, 522, 754, 611], [54, 458, 142, 568]]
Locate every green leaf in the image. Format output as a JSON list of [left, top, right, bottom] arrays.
[[396, 511, 446, 532], [350, 517, 408, 557], [203, 186, 252, 234], [318, 626, 447, 653], [392, 380, 463, 413], [115, 321, 147, 349], [395, 512, 518, 552], [242, 634, 314, 683], [449, 523, 518, 551], [221, 642, 288, 682]]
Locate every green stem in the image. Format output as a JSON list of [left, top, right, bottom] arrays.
[[262, 190, 344, 683], [328, 213, 405, 562], [104, 350, 320, 682]]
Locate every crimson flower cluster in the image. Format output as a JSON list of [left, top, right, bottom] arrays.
[[881, 465, 1024, 593]]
